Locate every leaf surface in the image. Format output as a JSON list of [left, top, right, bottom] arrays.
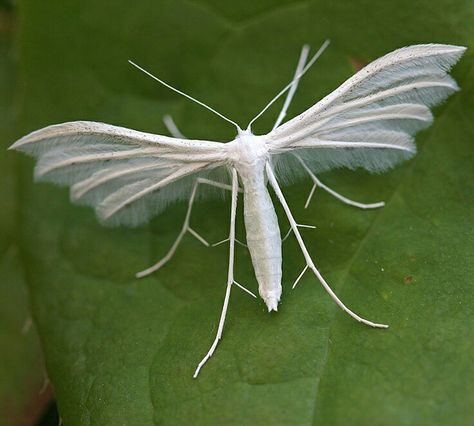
[[13, 0, 474, 424], [0, 4, 48, 425]]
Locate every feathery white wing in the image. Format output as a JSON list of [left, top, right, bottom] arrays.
[[266, 44, 466, 183], [10, 121, 228, 226]]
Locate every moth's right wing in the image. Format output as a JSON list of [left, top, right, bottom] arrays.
[[10, 121, 229, 226], [265, 44, 466, 183]]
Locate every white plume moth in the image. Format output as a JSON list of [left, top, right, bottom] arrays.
[[10, 42, 465, 377]]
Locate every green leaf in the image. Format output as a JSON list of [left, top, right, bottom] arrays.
[[13, 0, 474, 424], [0, 5, 48, 425]]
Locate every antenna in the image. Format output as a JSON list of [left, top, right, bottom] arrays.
[[128, 60, 241, 132], [247, 39, 331, 131]]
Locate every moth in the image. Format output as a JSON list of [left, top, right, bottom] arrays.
[[10, 42, 465, 377]]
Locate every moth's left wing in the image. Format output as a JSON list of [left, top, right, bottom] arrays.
[[265, 44, 466, 183], [10, 121, 228, 226]]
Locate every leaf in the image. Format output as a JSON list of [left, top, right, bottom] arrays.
[[13, 0, 474, 424]]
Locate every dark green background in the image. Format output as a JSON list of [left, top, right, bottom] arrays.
[[1, 0, 473, 425]]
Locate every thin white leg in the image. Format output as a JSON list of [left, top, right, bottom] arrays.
[[266, 163, 388, 329], [163, 114, 185, 138], [248, 40, 330, 130], [136, 177, 234, 278], [137, 115, 243, 278], [296, 156, 385, 210], [272, 44, 310, 130], [194, 168, 239, 378]]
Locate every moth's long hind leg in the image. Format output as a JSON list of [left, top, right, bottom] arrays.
[[194, 168, 239, 378], [136, 178, 234, 278], [266, 163, 388, 329], [295, 156, 385, 210]]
